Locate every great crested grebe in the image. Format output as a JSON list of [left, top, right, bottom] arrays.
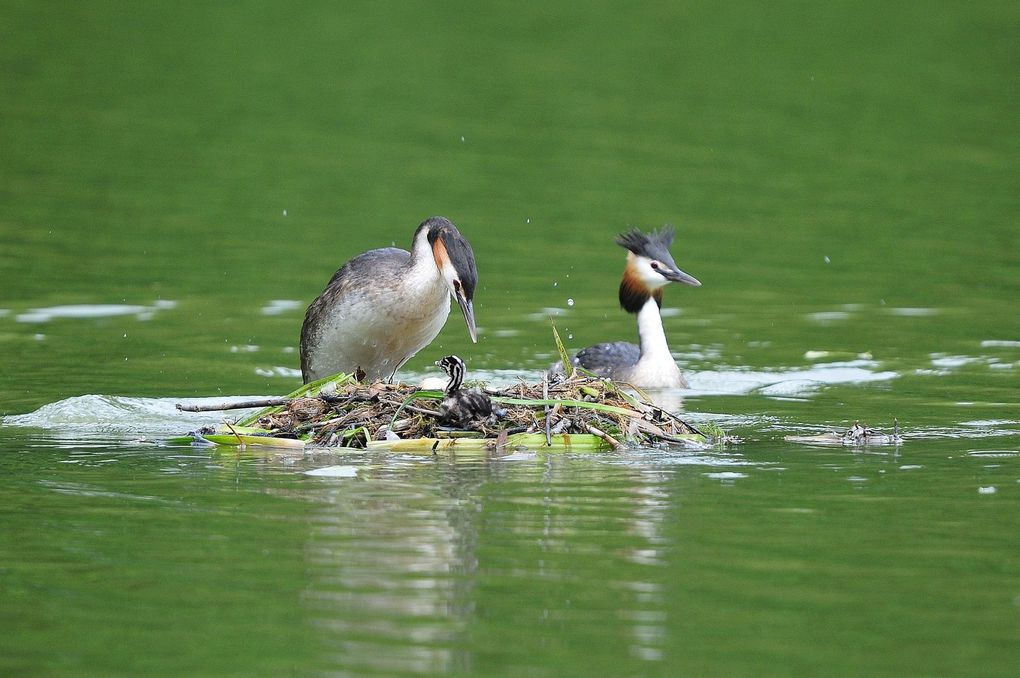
[[299, 216, 478, 383], [559, 227, 701, 388], [435, 354, 494, 428]]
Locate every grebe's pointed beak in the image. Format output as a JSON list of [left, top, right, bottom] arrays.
[[456, 291, 477, 343], [663, 267, 702, 287]]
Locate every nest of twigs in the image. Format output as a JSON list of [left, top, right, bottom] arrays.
[[231, 372, 708, 450]]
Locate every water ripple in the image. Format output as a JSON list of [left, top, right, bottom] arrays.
[[14, 300, 176, 323], [3, 394, 260, 435], [688, 360, 897, 397]]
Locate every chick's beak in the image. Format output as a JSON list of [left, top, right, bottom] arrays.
[[456, 291, 477, 342]]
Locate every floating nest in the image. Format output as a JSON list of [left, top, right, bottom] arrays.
[[176, 371, 716, 453]]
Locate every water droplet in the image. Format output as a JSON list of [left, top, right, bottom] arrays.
[[568, 333, 573, 339], [283, 209, 288, 216], [823, 255, 830, 263], [526, 218, 531, 224], [567, 298, 574, 307], [460, 136, 465, 142], [553, 282, 558, 287]]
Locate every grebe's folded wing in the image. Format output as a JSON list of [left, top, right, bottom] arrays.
[[575, 341, 640, 373]]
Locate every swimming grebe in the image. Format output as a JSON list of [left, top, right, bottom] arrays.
[[435, 355, 494, 428], [559, 227, 701, 388], [299, 217, 478, 383]]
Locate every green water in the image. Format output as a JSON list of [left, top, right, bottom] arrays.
[[2, 1, 1018, 675]]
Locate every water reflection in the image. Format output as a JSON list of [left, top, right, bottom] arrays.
[[299, 455, 677, 674], [302, 458, 482, 674]]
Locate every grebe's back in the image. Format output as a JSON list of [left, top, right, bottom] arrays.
[[570, 341, 641, 380]]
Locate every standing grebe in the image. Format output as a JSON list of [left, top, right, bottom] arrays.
[[559, 227, 701, 388], [299, 216, 478, 383], [435, 355, 494, 428]]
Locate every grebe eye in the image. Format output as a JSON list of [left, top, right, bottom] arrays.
[[650, 261, 660, 269]]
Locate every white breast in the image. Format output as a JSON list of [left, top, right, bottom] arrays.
[[304, 260, 451, 381], [625, 358, 687, 388]]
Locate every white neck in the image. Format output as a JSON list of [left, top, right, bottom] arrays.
[[406, 229, 445, 289], [636, 298, 672, 364], [405, 255, 445, 294], [628, 296, 685, 387], [409, 227, 434, 266]]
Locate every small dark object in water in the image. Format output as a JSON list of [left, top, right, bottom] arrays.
[[435, 355, 495, 428], [785, 418, 903, 447], [841, 419, 902, 445]]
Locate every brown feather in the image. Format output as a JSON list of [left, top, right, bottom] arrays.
[[618, 255, 652, 313], [431, 236, 450, 272]]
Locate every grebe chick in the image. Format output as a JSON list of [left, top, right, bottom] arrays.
[[558, 226, 701, 388], [300, 216, 478, 383], [435, 355, 493, 428]]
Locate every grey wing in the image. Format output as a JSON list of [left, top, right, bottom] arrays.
[[304, 247, 410, 319], [299, 247, 410, 379], [575, 342, 641, 375], [319, 247, 410, 292]]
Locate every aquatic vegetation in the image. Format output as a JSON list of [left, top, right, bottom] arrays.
[[174, 369, 712, 452]]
